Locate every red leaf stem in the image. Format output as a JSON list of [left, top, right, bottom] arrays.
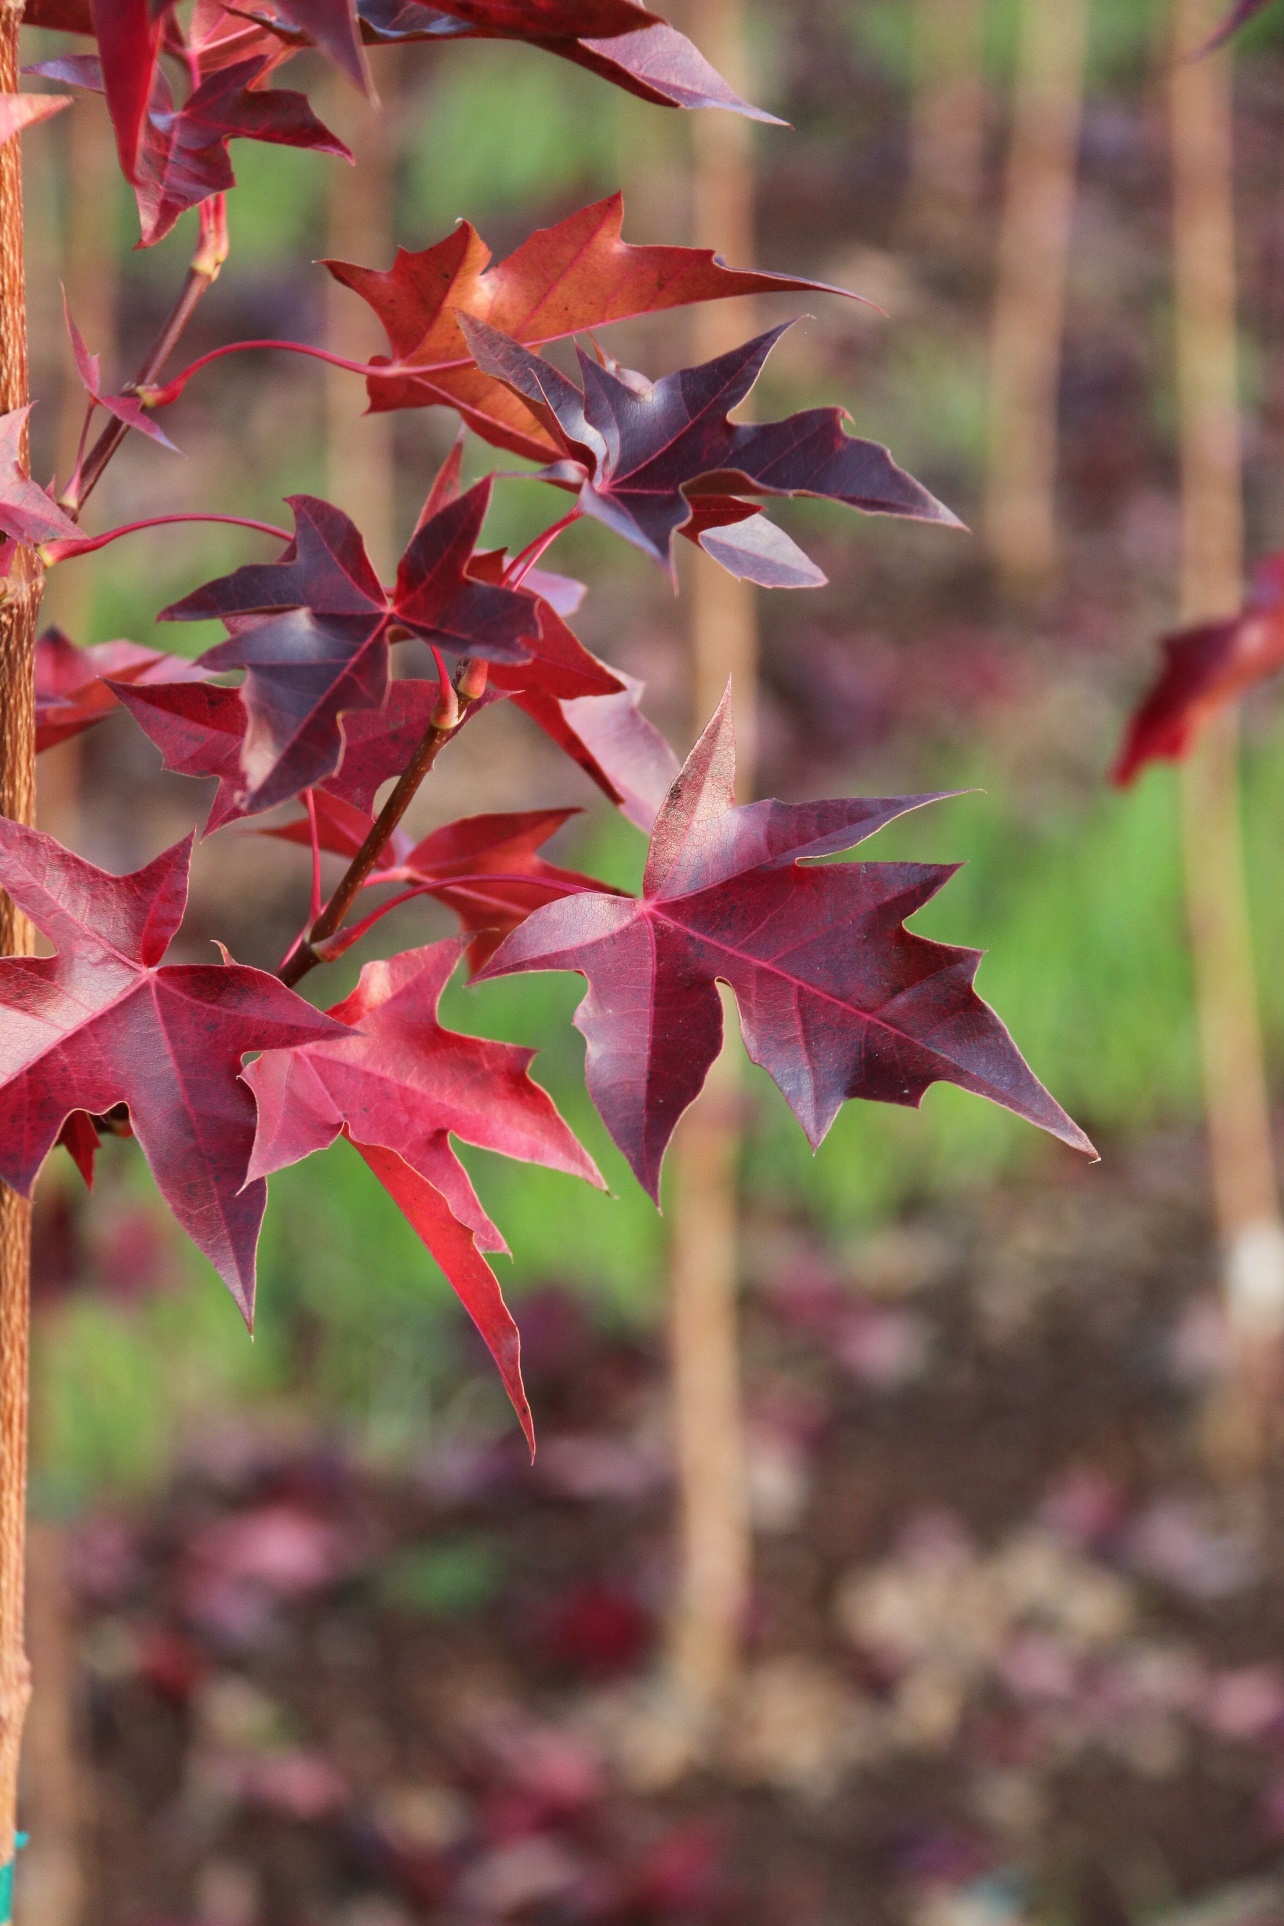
[[42, 512, 294, 564]]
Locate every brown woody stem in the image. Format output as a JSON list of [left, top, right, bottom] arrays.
[[0, 0, 40, 1895], [61, 199, 228, 518], [278, 679, 476, 990]]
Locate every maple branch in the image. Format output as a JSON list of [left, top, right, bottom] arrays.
[[61, 197, 230, 518], [278, 678, 478, 990], [42, 512, 293, 564], [293, 883, 437, 964]]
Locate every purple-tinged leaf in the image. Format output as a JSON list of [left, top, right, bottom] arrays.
[[461, 319, 960, 576], [481, 690, 1095, 1197], [0, 820, 347, 1318]]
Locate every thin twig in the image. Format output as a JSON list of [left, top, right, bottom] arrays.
[[278, 680, 477, 990]]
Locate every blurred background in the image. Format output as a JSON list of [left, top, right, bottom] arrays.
[[18, 2, 1284, 1921]]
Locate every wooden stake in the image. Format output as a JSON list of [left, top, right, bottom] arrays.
[[984, 0, 1088, 592], [1170, 0, 1284, 1395], [16, 1525, 81, 1926], [0, 0, 42, 1899], [905, 0, 988, 247], [665, 0, 755, 1715], [323, 63, 398, 578]]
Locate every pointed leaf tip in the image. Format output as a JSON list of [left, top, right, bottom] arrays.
[[483, 727, 1094, 1196]]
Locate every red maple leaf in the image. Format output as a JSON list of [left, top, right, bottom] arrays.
[[111, 675, 475, 833], [508, 671, 679, 832], [159, 482, 540, 811], [323, 193, 854, 461], [354, 3, 777, 118], [89, 0, 168, 181], [0, 92, 71, 146], [244, 937, 604, 1446], [480, 691, 1095, 1199], [35, 628, 204, 753], [32, 51, 350, 246], [461, 318, 960, 575], [266, 800, 616, 974], [1113, 556, 1284, 785], [63, 293, 180, 455], [0, 407, 80, 547], [0, 819, 346, 1317]]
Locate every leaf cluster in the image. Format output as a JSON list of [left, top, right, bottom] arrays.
[[0, 0, 1092, 1441]]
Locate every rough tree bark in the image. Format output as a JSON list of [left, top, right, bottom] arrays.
[[905, 0, 987, 247], [984, 0, 1088, 592], [0, 0, 41, 1907], [1169, 0, 1284, 1445], [665, 0, 755, 1717]]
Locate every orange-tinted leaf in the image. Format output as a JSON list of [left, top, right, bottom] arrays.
[[324, 193, 859, 460]]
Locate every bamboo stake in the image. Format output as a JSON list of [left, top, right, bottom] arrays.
[[0, 0, 43, 1905], [983, 0, 1088, 592], [666, 0, 755, 1715], [1169, 0, 1284, 1419], [905, 0, 988, 247], [323, 62, 398, 578]]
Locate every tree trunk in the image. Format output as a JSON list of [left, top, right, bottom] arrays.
[[0, 0, 42, 1905], [983, 0, 1088, 593], [665, 0, 755, 1717], [905, 0, 987, 247], [323, 63, 398, 578], [1169, 0, 1284, 1448]]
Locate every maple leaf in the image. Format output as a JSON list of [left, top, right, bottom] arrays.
[[1113, 557, 1284, 786], [55, 1109, 102, 1188], [0, 407, 79, 547], [678, 492, 826, 590], [63, 293, 179, 456], [509, 672, 679, 831], [89, 0, 168, 181], [385, 809, 616, 972], [0, 819, 347, 1318], [244, 938, 605, 1447], [354, 2, 778, 118], [159, 482, 540, 812], [19, 0, 94, 30], [273, 0, 372, 91], [480, 691, 1095, 1199], [442, 568, 674, 825], [35, 628, 204, 753], [33, 52, 350, 247], [112, 675, 489, 833], [0, 92, 70, 146], [323, 193, 857, 461], [267, 801, 615, 974], [461, 318, 960, 573]]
